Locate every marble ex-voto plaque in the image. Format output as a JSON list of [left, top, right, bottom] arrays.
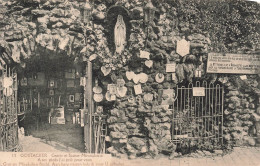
[[140, 50, 150, 59], [166, 63, 176, 73], [207, 53, 260, 74], [161, 89, 175, 105], [108, 84, 117, 95]]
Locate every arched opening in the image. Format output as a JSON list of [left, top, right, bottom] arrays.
[[16, 47, 86, 152]]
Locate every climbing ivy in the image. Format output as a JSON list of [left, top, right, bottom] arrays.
[[172, 0, 260, 53]]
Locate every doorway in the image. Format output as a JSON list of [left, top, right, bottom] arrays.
[[17, 55, 85, 152]]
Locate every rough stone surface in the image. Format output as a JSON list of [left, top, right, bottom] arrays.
[[0, 0, 259, 158]]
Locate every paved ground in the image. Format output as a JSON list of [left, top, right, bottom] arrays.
[[114, 147, 260, 166], [20, 135, 80, 152], [20, 135, 260, 166], [28, 124, 85, 152]]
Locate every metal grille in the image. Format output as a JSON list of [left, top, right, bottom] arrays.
[[84, 113, 107, 153], [171, 81, 223, 147], [92, 114, 107, 153], [0, 66, 19, 151]]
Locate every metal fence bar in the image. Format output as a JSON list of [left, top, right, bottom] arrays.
[[189, 84, 192, 136], [187, 83, 191, 136], [180, 86, 183, 135], [203, 81, 207, 138], [174, 86, 178, 137], [209, 83, 212, 137], [216, 84, 220, 142], [214, 85, 217, 141], [221, 86, 224, 144]]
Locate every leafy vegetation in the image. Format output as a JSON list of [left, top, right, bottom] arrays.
[[170, 0, 260, 53]]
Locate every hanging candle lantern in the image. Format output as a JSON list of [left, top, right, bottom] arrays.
[[194, 68, 202, 78], [80, 0, 92, 25], [144, 0, 156, 24]]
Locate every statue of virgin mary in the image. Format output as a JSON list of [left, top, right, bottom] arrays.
[[114, 15, 126, 54]]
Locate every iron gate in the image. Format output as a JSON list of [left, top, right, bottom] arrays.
[[171, 81, 223, 147], [0, 65, 19, 151], [84, 62, 107, 153]]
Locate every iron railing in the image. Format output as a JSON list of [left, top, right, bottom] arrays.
[[0, 65, 19, 151], [84, 113, 107, 153], [93, 114, 107, 153], [171, 81, 223, 147]]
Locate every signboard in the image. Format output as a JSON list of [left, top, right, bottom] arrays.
[[207, 53, 260, 74], [192, 87, 205, 97]]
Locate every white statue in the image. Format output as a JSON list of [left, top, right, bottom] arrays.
[[114, 15, 126, 54]]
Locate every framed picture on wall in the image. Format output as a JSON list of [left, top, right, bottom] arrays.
[[33, 73, 38, 79], [69, 95, 75, 102], [49, 79, 55, 87], [75, 93, 81, 101], [57, 79, 63, 89], [65, 69, 76, 79], [67, 80, 75, 88], [20, 77, 27, 86], [49, 90, 54, 96]]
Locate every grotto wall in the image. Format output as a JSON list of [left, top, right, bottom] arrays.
[[0, 0, 259, 158], [222, 75, 260, 147]]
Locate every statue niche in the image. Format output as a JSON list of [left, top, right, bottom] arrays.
[[114, 15, 126, 54], [106, 6, 130, 55]]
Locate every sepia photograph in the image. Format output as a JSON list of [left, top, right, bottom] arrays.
[[0, 0, 260, 165]]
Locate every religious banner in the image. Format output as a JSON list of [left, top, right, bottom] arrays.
[[207, 53, 260, 74]]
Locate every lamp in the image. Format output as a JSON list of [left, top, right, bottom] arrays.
[[194, 67, 202, 78], [80, 0, 92, 25], [144, 0, 156, 24]]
